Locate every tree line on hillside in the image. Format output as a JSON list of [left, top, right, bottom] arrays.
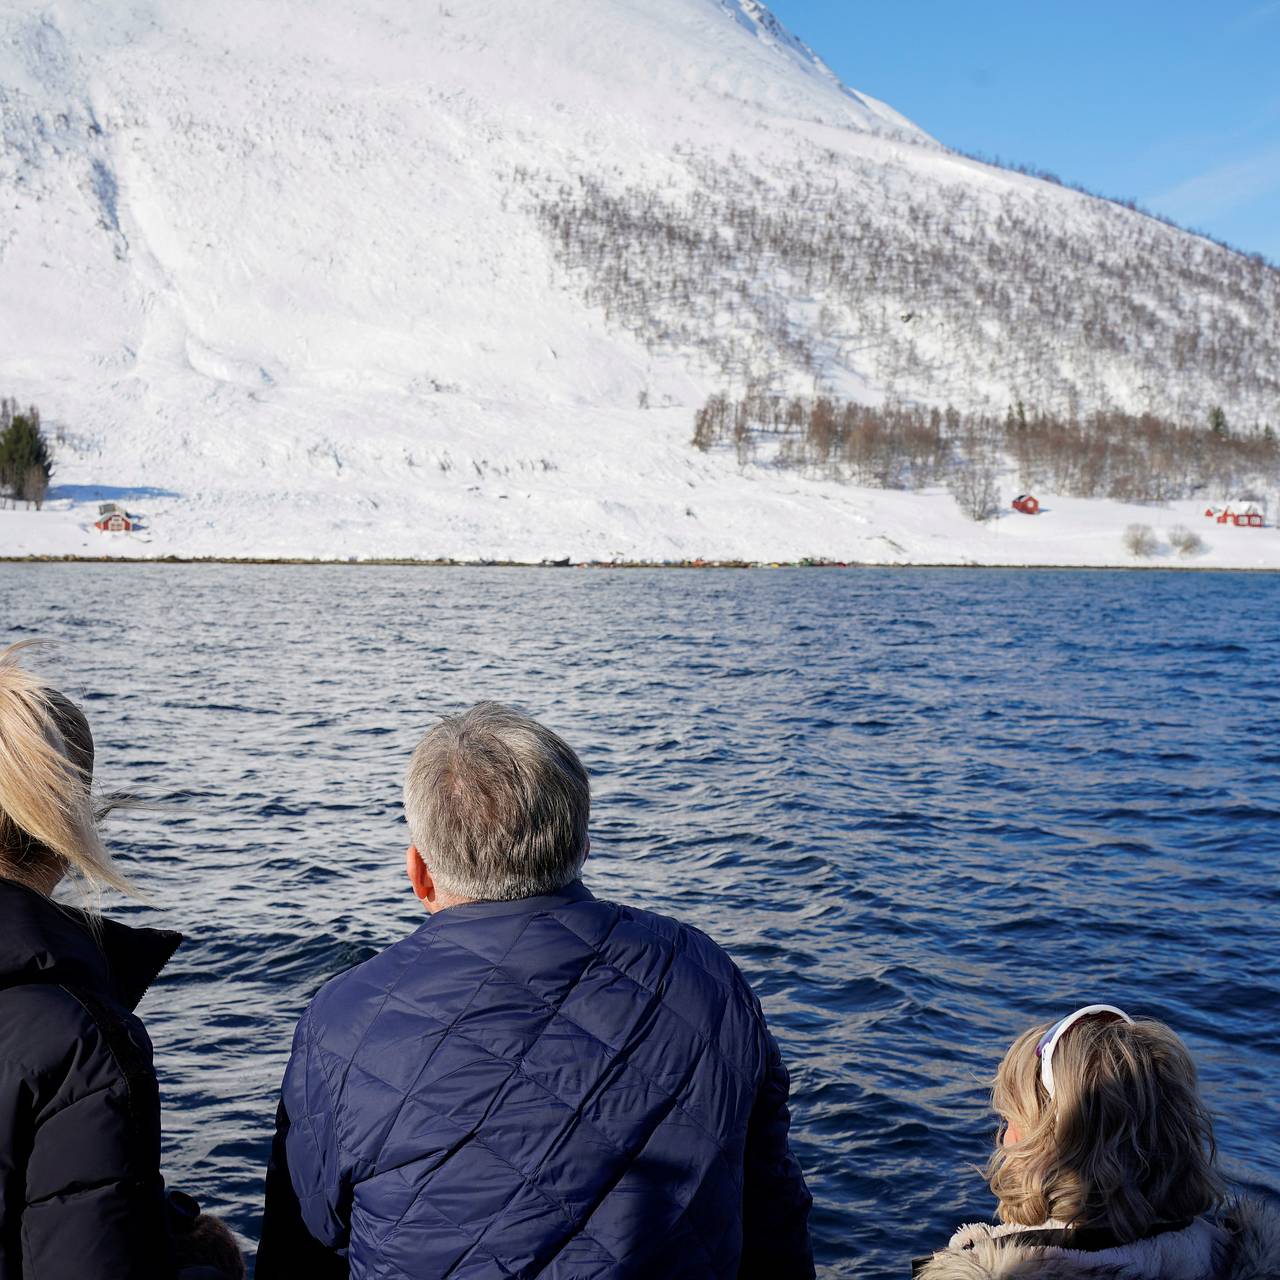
[[692, 392, 1280, 520], [0, 399, 53, 509], [952, 146, 1277, 268], [518, 147, 1280, 426]]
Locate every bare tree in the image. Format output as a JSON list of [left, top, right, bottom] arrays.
[[1167, 525, 1206, 557], [948, 458, 1001, 522], [20, 465, 49, 510], [1123, 524, 1160, 557]]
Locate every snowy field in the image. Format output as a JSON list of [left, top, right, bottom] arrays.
[[1, 402, 1276, 568]]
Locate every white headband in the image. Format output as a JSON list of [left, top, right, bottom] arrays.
[[1036, 1004, 1134, 1098]]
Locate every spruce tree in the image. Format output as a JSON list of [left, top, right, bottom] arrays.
[[0, 405, 52, 499]]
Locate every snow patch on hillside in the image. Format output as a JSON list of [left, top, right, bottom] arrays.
[[717, 0, 922, 135]]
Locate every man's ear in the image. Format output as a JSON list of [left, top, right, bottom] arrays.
[[406, 844, 434, 904]]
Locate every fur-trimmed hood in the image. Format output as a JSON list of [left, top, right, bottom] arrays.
[[914, 1199, 1280, 1280]]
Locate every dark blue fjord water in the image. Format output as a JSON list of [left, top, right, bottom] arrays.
[[2, 564, 1278, 1279]]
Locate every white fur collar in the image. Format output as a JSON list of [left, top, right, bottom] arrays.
[[913, 1204, 1280, 1280], [947, 1218, 1227, 1280]]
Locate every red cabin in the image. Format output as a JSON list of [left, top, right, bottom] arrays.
[[94, 502, 134, 533], [1012, 493, 1040, 515], [1204, 504, 1264, 528]]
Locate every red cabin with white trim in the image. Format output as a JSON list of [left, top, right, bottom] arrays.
[[94, 502, 134, 533], [1204, 503, 1264, 528]]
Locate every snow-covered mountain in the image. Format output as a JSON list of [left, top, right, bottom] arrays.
[[1, 0, 1278, 566]]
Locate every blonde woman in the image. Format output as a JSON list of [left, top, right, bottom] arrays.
[[915, 1005, 1280, 1280], [0, 644, 241, 1279]]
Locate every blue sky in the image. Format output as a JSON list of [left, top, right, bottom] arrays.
[[766, 1, 1280, 263]]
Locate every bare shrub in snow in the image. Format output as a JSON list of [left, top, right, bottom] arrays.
[[1123, 524, 1160, 557], [1168, 525, 1206, 557], [949, 459, 1001, 522], [691, 393, 729, 451]]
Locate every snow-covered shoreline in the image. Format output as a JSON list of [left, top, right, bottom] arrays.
[[2, 393, 1275, 569], [3, 459, 1277, 570], [4, 557, 1278, 571]]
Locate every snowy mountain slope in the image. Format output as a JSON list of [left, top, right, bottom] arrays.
[[0, 0, 1277, 566]]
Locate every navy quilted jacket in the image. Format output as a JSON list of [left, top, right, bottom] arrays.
[[256, 881, 813, 1279]]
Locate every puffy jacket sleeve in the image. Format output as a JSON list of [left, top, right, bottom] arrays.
[[17, 990, 178, 1280], [739, 1026, 815, 1280], [255, 1009, 350, 1279]]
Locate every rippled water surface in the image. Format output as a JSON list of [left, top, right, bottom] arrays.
[[3, 564, 1278, 1278]]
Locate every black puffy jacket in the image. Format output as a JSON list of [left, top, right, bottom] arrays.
[[0, 876, 181, 1280]]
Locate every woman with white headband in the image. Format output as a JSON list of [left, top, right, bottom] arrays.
[[913, 1005, 1280, 1280]]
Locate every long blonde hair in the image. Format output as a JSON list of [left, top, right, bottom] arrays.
[[0, 642, 135, 897], [986, 1015, 1223, 1240]]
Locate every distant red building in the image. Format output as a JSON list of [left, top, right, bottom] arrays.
[[1204, 504, 1264, 528], [94, 502, 134, 532]]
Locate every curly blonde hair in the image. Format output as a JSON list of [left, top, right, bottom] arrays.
[[985, 1014, 1223, 1240], [0, 642, 135, 897]]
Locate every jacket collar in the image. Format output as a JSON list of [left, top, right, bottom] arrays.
[[425, 879, 595, 927], [917, 1214, 1244, 1280], [1000, 1220, 1193, 1254], [0, 876, 182, 1010]]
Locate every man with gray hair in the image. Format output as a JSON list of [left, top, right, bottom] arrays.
[[258, 703, 813, 1280]]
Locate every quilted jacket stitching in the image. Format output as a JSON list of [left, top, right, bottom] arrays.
[[334, 972, 746, 1178], [350, 998, 745, 1272], [331, 925, 441, 1104], [532, 913, 758, 1089], [295, 1018, 353, 1245], [297, 898, 780, 1279], [361, 1130, 622, 1280], [356, 1023, 668, 1262], [322, 909, 754, 1158], [408, 914, 758, 1098], [549, 908, 741, 1001], [362, 913, 545, 1257], [536, 1030, 728, 1278]]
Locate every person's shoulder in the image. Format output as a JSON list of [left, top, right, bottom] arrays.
[[0, 979, 132, 1084], [0, 975, 104, 1035], [913, 1225, 1051, 1280], [587, 897, 757, 1000], [914, 1221, 1151, 1280], [1221, 1198, 1280, 1280], [300, 925, 433, 1046]]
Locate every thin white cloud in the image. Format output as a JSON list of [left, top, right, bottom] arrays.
[[1228, 0, 1280, 32], [1148, 144, 1280, 224]]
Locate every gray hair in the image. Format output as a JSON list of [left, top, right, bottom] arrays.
[[403, 702, 590, 902]]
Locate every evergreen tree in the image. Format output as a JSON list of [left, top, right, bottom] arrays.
[[1208, 405, 1228, 437], [0, 404, 53, 499]]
